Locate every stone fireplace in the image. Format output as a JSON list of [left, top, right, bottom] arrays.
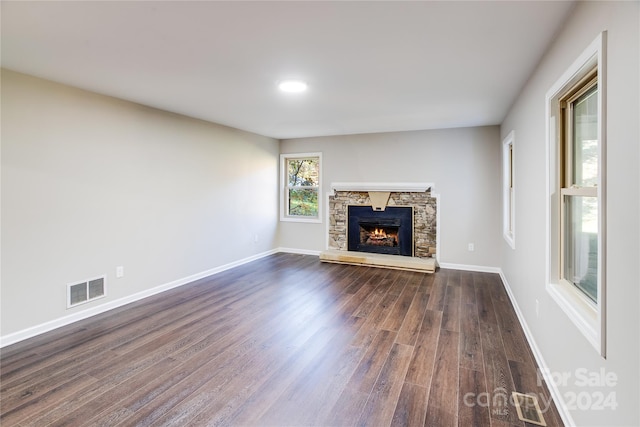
[[321, 183, 438, 272], [347, 205, 414, 256]]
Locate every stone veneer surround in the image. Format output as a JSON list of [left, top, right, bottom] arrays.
[[328, 190, 437, 258]]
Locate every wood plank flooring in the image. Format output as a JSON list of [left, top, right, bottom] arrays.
[[0, 253, 564, 426]]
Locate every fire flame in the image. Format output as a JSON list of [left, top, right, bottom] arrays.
[[373, 228, 386, 237]]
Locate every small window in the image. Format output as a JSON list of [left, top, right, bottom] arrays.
[[546, 32, 606, 357], [280, 153, 322, 223], [502, 131, 515, 249]]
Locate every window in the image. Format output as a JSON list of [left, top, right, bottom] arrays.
[[280, 153, 322, 222], [502, 131, 515, 249], [560, 73, 598, 302], [545, 32, 606, 356]]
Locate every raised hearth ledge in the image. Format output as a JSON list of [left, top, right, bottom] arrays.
[[330, 182, 433, 193], [319, 250, 437, 273]]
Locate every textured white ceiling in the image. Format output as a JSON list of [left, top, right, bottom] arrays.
[[1, 1, 575, 139]]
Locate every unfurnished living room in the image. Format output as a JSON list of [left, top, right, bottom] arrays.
[[1, 1, 638, 426]]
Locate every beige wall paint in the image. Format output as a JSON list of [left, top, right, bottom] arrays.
[[280, 126, 501, 267], [500, 1, 639, 426], [1, 70, 280, 336]]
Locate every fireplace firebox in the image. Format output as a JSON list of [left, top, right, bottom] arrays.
[[347, 206, 413, 256]]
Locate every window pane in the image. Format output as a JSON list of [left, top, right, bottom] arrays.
[[288, 188, 318, 217], [572, 85, 598, 187], [509, 187, 514, 233], [564, 195, 598, 302], [288, 159, 319, 187]]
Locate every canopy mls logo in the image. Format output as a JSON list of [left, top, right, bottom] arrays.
[[463, 367, 619, 421], [462, 387, 554, 419]]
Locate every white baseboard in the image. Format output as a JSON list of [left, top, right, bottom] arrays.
[[277, 247, 322, 256], [497, 270, 574, 427], [438, 262, 502, 273], [0, 249, 279, 348]]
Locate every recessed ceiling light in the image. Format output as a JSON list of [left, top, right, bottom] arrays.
[[278, 80, 308, 93]]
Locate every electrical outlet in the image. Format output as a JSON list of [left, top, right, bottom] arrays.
[[468, 243, 475, 251], [116, 266, 124, 278], [254, 234, 259, 244]]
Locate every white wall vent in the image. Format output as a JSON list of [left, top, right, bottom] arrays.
[[67, 275, 106, 308]]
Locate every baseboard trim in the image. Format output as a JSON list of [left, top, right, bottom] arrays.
[[438, 262, 501, 273], [277, 247, 322, 256], [497, 269, 574, 427], [0, 249, 279, 348]]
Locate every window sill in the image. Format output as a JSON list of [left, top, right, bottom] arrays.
[[280, 216, 322, 224], [503, 232, 515, 249], [547, 279, 601, 354]]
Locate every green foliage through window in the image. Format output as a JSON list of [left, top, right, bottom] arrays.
[[289, 188, 318, 216], [286, 157, 319, 217]]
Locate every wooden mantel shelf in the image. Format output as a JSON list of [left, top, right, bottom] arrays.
[[330, 182, 433, 193]]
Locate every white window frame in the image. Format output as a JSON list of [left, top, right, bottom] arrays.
[[502, 130, 515, 249], [545, 32, 607, 357], [280, 152, 322, 223]]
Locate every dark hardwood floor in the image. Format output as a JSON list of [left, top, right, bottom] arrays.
[[0, 253, 564, 426]]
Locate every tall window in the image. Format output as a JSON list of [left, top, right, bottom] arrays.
[[560, 72, 598, 302], [546, 32, 606, 356], [502, 131, 515, 249], [280, 153, 322, 222]]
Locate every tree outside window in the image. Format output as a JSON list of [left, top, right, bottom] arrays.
[[281, 153, 321, 222]]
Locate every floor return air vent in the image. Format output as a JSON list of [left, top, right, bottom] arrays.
[[512, 391, 547, 426]]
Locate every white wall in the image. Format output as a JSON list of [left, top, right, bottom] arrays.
[[500, 2, 639, 426], [280, 126, 501, 268], [1, 70, 280, 338]]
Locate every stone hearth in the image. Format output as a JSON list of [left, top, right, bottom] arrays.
[[321, 183, 438, 272]]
